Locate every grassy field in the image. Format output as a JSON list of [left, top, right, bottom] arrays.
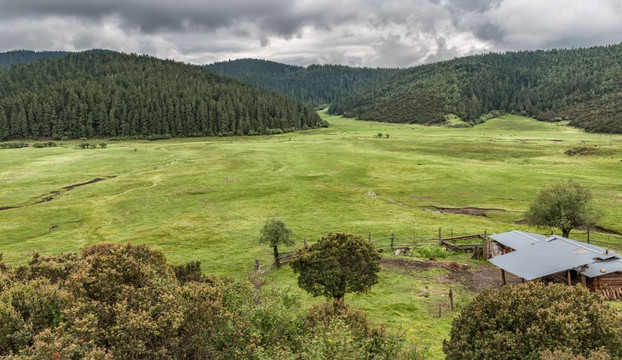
[[2, 112, 622, 357]]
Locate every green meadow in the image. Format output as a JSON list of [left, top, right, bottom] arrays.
[[2, 112, 622, 357]]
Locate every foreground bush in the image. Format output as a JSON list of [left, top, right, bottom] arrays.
[[0, 244, 422, 359], [443, 282, 622, 360]]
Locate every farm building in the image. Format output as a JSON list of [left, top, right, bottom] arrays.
[[487, 230, 622, 300]]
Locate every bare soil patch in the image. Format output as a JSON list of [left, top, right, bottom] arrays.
[[427, 206, 505, 217], [381, 257, 521, 292]]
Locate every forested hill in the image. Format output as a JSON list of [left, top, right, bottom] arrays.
[[0, 52, 322, 140], [205, 59, 398, 107], [0, 50, 72, 68], [329, 44, 622, 133]]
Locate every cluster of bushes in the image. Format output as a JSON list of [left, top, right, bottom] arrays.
[[0, 142, 28, 149], [32, 142, 57, 148], [0, 244, 425, 359], [77, 142, 107, 149]]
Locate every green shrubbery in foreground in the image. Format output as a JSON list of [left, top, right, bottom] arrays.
[[444, 282, 622, 360], [0, 244, 425, 359]]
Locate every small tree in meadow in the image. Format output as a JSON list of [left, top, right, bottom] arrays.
[[525, 178, 602, 237], [290, 233, 381, 300], [258, 219, 294, 269]]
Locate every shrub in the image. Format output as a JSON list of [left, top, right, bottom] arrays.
[[0, 142, 28, 149], [415, 245, 449, 259], [443, 282, 622, 360], [305, 300, 370, 337], [173, 261, 204, 285], [3, 326, 113, 360], [15, 251, 80, 284], [0, 279, 64, 356], [32, 142, 57, 149], [290, 233, 381, 300]]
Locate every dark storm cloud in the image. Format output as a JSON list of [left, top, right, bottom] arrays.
[[0, 0, 301, 34], [0, 0, 621, 67]]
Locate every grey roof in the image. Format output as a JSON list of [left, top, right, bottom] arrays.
[[489, 232, 622, 280], [583, 261, 622, 278], [489, 230, 549, 250]]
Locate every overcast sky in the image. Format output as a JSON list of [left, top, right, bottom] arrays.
[[1, 0, 621, 68]]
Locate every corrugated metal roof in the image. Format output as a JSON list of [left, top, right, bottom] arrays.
[[582, 262, 622, 277], [489, 232, 622, 280], [489, 230, 548, 250]]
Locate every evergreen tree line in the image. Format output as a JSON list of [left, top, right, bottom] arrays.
[[329, 43, 622, 133], [0, 52, 322, 140], [0, 50, 71, 69], [205, 58, 399, 107]]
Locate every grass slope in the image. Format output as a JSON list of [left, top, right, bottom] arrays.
[[2, 112, 622, 357]]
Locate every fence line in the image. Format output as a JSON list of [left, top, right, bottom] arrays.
[[254, 228, 622, 276]]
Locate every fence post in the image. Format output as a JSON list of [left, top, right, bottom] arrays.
[[254, 259, 262, 305], [369, 232, 371, 241], [587, 228, 590, 243], [390, 233, 394, 251], [304, 238, 307, 246], [438, 228, 442, 245], [449, 288, 454, 310]]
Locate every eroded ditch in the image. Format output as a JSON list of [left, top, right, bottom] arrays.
[[426, 206, 506, 217], [0, 176, 115, 211]]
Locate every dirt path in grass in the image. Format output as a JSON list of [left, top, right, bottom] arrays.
[[381, 257, 522, 292]]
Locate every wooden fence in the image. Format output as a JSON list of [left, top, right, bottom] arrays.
[[369, 229, 488, 258], [255, 229, 489, 273]]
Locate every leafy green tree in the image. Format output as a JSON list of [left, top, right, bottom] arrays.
[[525, 178, 602, 237], [258, 219, 294, 269], [289, 233, 381, 300], [443, 282, 622, 360]]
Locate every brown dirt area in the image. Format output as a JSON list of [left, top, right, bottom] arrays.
[[381, 257, 522, 292], [428, 206, 505, 217]]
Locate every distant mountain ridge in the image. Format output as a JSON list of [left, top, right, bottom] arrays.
[[0, 51, 322, 140], [328, 44, 622, 133], [5, 45, 622, 134], [205, 59, 398, 107], [0, 50, 72, 68]]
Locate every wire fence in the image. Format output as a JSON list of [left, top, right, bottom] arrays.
[[253, 229, 622, 277]]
